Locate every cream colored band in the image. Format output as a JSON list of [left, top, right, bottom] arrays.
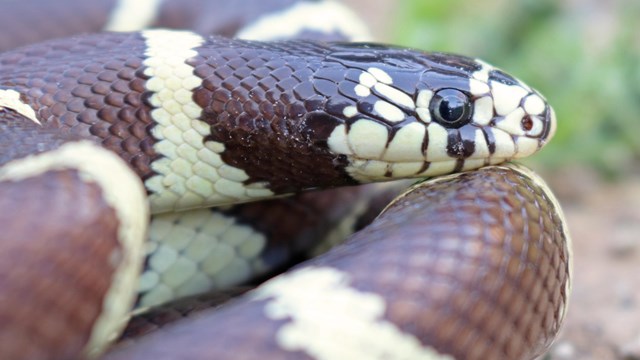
[[0, 141, 149, 357]]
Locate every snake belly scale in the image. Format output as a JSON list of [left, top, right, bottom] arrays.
[[0, 1, 570, 359]]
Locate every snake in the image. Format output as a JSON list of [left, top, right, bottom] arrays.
[[0, 0, 571, 359]]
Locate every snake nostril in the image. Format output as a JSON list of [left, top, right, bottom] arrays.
[[521, 116, 534, 131]]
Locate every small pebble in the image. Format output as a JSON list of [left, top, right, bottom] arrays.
[[551, 341, 576, 359]]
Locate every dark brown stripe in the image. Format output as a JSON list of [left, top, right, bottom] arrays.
[[0, 169, 121, 359], [189, 37, 356, 193], [488, 69, 520, 86], [453, 158, 465, 172], [482, 127, 497, 155], [220, 183, 406, 269], [446, 126, 476, 159]]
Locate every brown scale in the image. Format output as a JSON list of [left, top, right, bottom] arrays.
[[189, 37, 359, 193], [121, 287, 252, 342], [134, 182, 407, 308], [107, 297, 310, 360], [219, 183, 406, 269], [0, 33, 159, 180], [0, 32, 514, 196], [185, 37, 511, 194], [0, 113, 83, 165], [0, 169, 122, 360], [103, 166, 570, 360], [0, 33, 409, 194], [312, 166, 570, 359], [128, 183, 408, 339]]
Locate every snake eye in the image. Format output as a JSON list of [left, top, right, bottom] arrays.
[[430, 89, 472, 128]]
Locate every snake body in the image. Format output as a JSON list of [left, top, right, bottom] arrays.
[[107, 164, 570, 360], [0, 1, 570, 359]]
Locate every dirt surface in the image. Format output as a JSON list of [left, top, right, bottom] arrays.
[[341, 1, 640, 358], [542, 169, 640, 360]]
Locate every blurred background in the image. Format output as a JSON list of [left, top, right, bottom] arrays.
[[343, 0, 640, 359]]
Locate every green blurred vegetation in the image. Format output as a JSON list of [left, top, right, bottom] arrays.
[[391, 0, 640, 177]]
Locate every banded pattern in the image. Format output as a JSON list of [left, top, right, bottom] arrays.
[[0, 142, 148, 359], [141, 30, 274, 212], [0, 30, 556, 211], [105, 164, 571, 360], [138, 182, 404, 309]]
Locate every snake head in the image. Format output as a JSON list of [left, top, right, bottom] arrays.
[[414, 54, 556, 161], [320, 46, 556, 181]]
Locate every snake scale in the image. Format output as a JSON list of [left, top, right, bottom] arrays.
[[0, 0, 571, 359]]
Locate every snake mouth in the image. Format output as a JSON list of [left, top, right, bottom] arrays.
[[342, 156, 510, 182]]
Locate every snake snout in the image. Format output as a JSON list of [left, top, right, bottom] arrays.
[[543, 105, 558, 145], [493, 85, 556, 159], [464, 60, 556, 161]]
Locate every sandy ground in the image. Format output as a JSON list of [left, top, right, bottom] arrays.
[[542, 169, 640, 360]]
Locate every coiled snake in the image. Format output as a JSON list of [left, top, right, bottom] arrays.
[[0, 0, 571, 359]]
